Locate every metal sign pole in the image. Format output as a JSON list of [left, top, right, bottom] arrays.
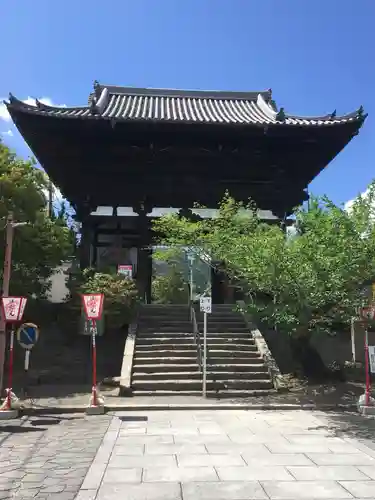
[[23, 349, 31, 399], [203, 311, 207, 397], [190, 266, 193, 303], [6, 327, 15, 410], [351, 317, 356, 363], [92, 320, 98, 407]]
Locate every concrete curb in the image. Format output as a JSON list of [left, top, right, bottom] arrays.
[[119, 320, 137, 396], [19, 402, 359, 415]]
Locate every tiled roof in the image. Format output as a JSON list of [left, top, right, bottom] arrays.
[[5, 82, 366, 127]]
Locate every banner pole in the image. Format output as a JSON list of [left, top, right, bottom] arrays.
[[6, 327, 15, 409], [92, 320, 98, 406], [365, 327, 371, 406]]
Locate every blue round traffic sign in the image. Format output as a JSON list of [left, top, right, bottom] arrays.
[[17, 323, 39, 350]]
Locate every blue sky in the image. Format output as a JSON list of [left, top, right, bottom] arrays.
[[1, 0, 374, 207]]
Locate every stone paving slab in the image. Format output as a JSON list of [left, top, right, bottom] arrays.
[[181, 481, 268, 500], [287, 465, 369, 480], [260, 480, 354, 498], [94, 483, 181, 500]]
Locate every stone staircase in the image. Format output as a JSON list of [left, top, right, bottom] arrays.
[[131, 304, 275, 397], [132, 305, 203, 395], [196, 304, 274, 397]]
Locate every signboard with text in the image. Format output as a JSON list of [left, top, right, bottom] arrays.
[[369, 345, 375, 374], [118, 265, 133, 279], [82, 294, 104, 320], [200, 296, 212, 314], [1, 296, 27, 323]]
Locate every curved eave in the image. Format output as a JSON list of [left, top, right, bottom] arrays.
[[5, 94, 366, 130]]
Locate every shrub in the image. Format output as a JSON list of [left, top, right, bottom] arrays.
[[68, 269, 139, 330]]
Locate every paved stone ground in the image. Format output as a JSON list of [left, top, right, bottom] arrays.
[[0, 413, 111, 500], [77, 410, 375, 500], [2, 410, 375, 499]]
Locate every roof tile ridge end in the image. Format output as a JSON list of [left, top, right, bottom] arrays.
[[6, 93, 30, 108], [90, 86, 109, 115], [257, 93, 277, 120], [285, 105, 367, 123]]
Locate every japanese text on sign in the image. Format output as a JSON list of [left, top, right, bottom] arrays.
[[1, 296, 27, 322], [82, 294, 104, 320], [200, 296, 212, 314]]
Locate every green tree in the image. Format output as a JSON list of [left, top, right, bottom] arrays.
[[153, 187, 375, 336], [152, 266, 189, 304], [0, 139, 74, 297]]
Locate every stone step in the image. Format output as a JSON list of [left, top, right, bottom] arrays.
[[207, 349, 260, 356], [206, 389, 275, 398], [196, 317, 245, 323], [207, 371, 268, 380], [196, 308, 242, 313], [138, 319, 191, 323], [196, 317, 245, 322], [131, 389, 274, 397], [139, 327, 193, 333], [135, 344, 196, 351], [141, 304, 189, 308], [206, 363, 267, 372], [132, 390, 204, 396], [134, 350, 197, 358], [138, 318, 191, 326], [134, 357, 199, 365], [133, 371, 202, 380], [140, 306, 189, 310], [140, 312, 189, 316], [137, 331, 195, 336], [133, 363, 199, 372], [205, 344, 257, 351], [137, 331, 252, 340], [197, 333, 253, 339], [132, 379, 273, 391], [132, 380, 203, 390], [136, 337, 196, 345], [140, 308, 189, 314], [133, 371, 269, 382], [197, 327, 249, 333], [207, 379, 273, 390], [138, 323, 192, 329], [208, 356, 263, 364], [204, 337, 254, 345]]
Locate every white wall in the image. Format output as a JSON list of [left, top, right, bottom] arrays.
[[47, 263, 70, 303]]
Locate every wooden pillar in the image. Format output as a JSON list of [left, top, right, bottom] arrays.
[[134, 203, 153, 303], [92, 223, 98, 267], [77, 204, 93, 271]]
